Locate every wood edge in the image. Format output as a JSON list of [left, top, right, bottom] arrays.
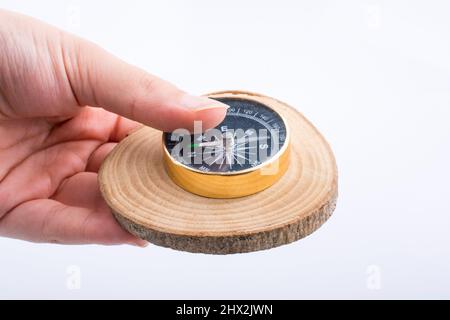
[[111, 187, 338, 254]]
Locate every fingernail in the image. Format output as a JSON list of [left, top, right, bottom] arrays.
[[180, 94, 229, 111], [131, 238, 149, 248]]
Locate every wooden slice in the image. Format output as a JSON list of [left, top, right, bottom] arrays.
[[98, 91, 338, 254]]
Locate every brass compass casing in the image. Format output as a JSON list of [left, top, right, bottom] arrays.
[[162, 91, 291, 199]]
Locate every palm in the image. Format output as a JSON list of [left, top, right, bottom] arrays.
[[0, 108, 143, 245], [0, 10, 225, 245]]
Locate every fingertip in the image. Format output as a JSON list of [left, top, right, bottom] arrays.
[[149, 104, 228, 132], [167, 94, 228, 131], [193, 105, 228, 130], [129, 237, 149, 248]]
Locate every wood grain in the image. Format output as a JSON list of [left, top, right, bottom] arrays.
[[98, 91, 338, 254]]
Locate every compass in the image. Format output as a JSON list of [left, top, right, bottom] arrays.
[[163, 97, 290, 198]]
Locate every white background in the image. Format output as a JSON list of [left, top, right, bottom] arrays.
[[0, 0, 449, 299]]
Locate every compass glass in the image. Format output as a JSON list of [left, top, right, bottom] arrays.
[[164, 98, 287, 173]]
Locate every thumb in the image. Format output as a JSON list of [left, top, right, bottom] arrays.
[[61, 35, 228, 132]]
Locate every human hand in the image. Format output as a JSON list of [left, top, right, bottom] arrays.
[[0, 10, 227, 246]]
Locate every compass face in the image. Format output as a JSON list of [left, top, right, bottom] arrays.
[[164, 98, 288, 173]]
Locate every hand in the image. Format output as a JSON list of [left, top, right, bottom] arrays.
[[0, 10, 227, 246]]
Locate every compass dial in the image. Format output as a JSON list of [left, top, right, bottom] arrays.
[[163, 98, 288, 174]]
